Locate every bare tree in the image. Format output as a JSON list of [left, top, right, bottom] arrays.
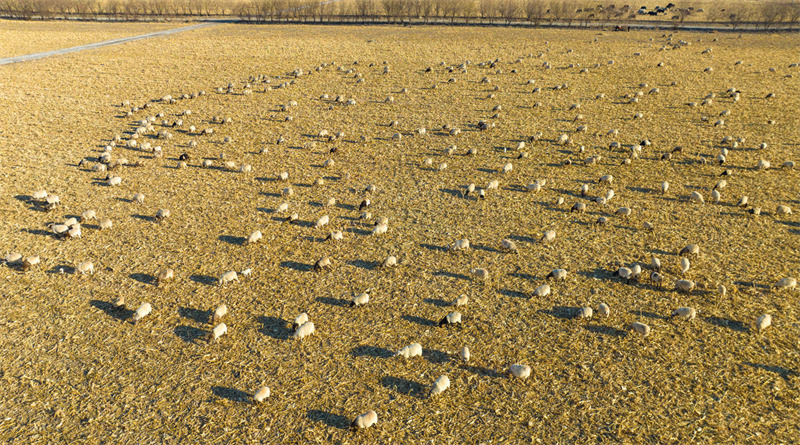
[[523, 0, 546, 25], [497, 0, 519, 23], [760, 0, 785, 29], [479, 0, 497, 23], [786, 0, 800, 26]]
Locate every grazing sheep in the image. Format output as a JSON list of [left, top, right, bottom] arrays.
[[501, 239, 518, 252], [132, 302, 152, 323], [452, 239, 470, 251], [577, 307, 593, 319], [292, 313, 309, 330], [314, 215, 330, 229], [381, 256, 398, 268], [651, 256, 662, 271], [248, 230, 263, 244], [45, 195, 60, 210], [627, 322, 651, 337], [293, 321, 315, 340], [755, 314, 772, 332], [508, 364, 531, 379], [351, 410, 378, 430], [439, 312, 462, 327], [207, 323, 227, 343], [598, 303, 610, 317], [395, 343, 423, 359], [155, 209, 171, 221], [253, 387, 271, 403], [690, 191, 704, 204], [133, 193, 145, 204], [351, 290, 370, 307], [541, 230, 556, 244], [430, 375, 450, 397], [680, 257, 690, 275], [81, 210, 97, 222], [679, 244, 700, 256], [77, 261, 94, 275], [314, 256, 332, 271], [157, 268, 174, 285], [212, 304, 228, 323], [533, 284, 551, 297], [671, 307, 697, 321], [453, 295, 469, 307], [372, 224, 388, 236], [675, 279, 695, 293], [219, 271, 239, 285], [471, 268, 490, 281], [775, 277, 797, 290], [546, 268, 567, 280], [99, 219, 113, 230]]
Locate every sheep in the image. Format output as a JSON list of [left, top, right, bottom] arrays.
[[439, 312, 462, 327], [501, 239, 518, 252], [31, 190, 48, 201], [219, 271, 239, 286], [67, 226, 82, 239], [326, 231, 344, 241], [207, 323, 228, 343], [757, 159, 771, 170], [737, 196, 749, 208], [81, 210, 97, 222], [615, 207, 632, 217], [351, 290, 370, 307], [314, 215, 330, 229], [755, 314, 772, 332], [282, 187, 294, 197], [660, 181, 669, 194], [132, 302, 152, 323], [351, 411, 378, 430], [627, 322, 651, 336], [775, 277, 797, 290], [372, 224, 388, 236], [21, 255, 40, 271], [107, 175, 122, 186], [501, 163, 513, 174], [508, 364, 531, 379], [293, 321, 315, 339], [471, 268, 490, 281], [4, 252, 23, 266], [133, 193, 145, 204], [292, 313, 309, 330], [776, 205, 793, 215], [155, 209, 171, 221], [253, 387, 271, 403], [381, 256, 398, 268], [452, 239, 470, 251], [314, 256, 332, 271], [651, 272, 664, 287], [711, 190, 721, 204], [99, 219, 113, 230], [157, 268, 174, 285], [679, 244, 700, 256], [546, 268, 567, 280], [395, 343, 423, 359], [212, 304, 228, 323], [541, 230, 556, 244], [599, 175, 613, 185], [487, 180, 500, 191], [453, 295, 469, 307], [690, 191, 704, 204], [671, 307, 697, 321], [651, 256, 662, 271], [680, 257, 690, 275], [77, 261, 94, 275], [598, 303, 610, 317], [430, 375, 450, 397], [248, 230, 263, 244], [577, 307, 593, 319], [675, 279, 695, 293], [45, 195, 60, 210], [533, 284, 551, 297]]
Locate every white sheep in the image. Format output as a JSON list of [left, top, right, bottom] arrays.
[[219, 271, 238, 285]]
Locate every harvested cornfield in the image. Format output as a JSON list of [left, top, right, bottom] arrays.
[[1, 24, 799, 443]]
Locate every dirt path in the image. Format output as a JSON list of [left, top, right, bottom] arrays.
[[0, 21, 222, 66]]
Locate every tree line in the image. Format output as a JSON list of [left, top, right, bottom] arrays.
[[2, 0, 799, 30]]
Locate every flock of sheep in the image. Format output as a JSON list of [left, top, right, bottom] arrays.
[[5, 30, 799, 434]]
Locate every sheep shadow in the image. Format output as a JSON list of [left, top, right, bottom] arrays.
[[211, 386, 250, 403], [280, 261, 311, 272], [46, 265, 74, 274], [539, 306, 580, 320], [704, 316, 748, 333], [576, 268, 616, 281], [507, 234, 536, 244], [23, 228, 56, 238], [346, 259, 379, 271], [583, 324, 628, 337], [307, 409, 350, 429], [174, 325, 207, 343], [89, 300, 134, 321], [315, 296, 350, 307], [423, 298, 451, 307], [219, 235, 246, 246], [401, 314, 438, 327], [420, 243, 448, 252], [462, 364, 504, 378], [189, 274, 218, 286], [257, 316, 293, 340], [472, 243, 502, 253], [129, 273, 155, 285], [380, 376, 425, 399], [433, 270, 471, 281], [350, 345, 393, 358], [743, 362, 798, 380], [498, 288, 527, 299], [423, 348, 450, 364], [628, 310, 668, 321], [179, 306, 211, 324], [131, 214, 156, 222], [439, 188, 464, 198]]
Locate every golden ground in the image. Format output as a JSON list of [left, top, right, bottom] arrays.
[[0, 19, 183, 58], [0, 24, 799, 443]]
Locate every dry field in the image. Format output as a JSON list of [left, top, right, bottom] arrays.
[[0, 20, 182, 58], [1, 24, 799, 443]]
